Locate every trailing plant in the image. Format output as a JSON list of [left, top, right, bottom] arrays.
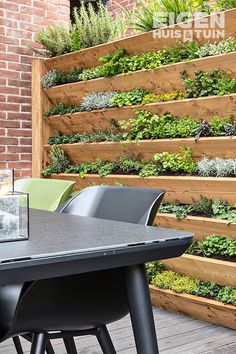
[[72, 1, 125, 49], [181, 69, 236, 99], [187, 234, 236, 258], [42, 146, 70, 177], [159, 197, 236, 223], [197, 157, 236, 177], [42, 68, 82, 89], [151, 268, 236, 305], [146, 261, 164, 283]]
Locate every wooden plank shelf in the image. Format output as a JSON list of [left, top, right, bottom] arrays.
[[45, 52, 236, 106], [44, 9, 236, 72], [45, 94, 236, 135], [150, 286, 236, 330], [163, 254, 236, 287], [50, 174, 236, 206], [45, 137, 236, 163], [156, 213, 236, 240]]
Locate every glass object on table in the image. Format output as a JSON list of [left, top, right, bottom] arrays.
[[0, 169, 14, 194], [0, 192, 29, 242]]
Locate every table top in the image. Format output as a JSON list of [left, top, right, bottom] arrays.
[[0, 209, 193, 284]]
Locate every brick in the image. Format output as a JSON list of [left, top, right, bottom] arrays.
[[0, 86, 19, 95], [8, 162, 32, 169], [8, 79, 31, 88], [20, 153, 32, 160], [0, 137, 18, 145], [20, 105, 31, 112], [0, 154, 19, 161], [0, 69, 20, 79], [8, 145, 31, 153], [7, 95, 31, 104], [8, 129, 32, 137], [0, 103, 20, 111], [0, 2, 19, 12], [7, 112, 31, 120], [21, 121, 32, 129], [0, 35, 19, 45], [0, 120, 20, 128], [20, 138, 32, 145], [21, 6, 45, 17]]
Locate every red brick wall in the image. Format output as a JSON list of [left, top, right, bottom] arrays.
[[108, 0, 136, 14], [0, 0, 70, 178]]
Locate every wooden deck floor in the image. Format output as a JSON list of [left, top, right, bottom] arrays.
[[0, 308, 236, 354]]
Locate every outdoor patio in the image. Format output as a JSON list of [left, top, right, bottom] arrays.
[[0, 308, 236, 354]]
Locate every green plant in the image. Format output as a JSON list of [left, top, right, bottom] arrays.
[[187, 234, 236, 258], [194, 281, 221, 299], [181, 69, 236, 99], [42, 68, 82, 89], [42, 146, 70, 177], [152, 270, 197, 294], [159, 197, 236, 223], [44, 103, 84, 117], [196, 38, 236, 58], [142, 91, 185, 104], [216, 0, 236, 10], [122, 0, 194, 32], [72, 1, 124, 49], [146, 261, 164, 282], [32, 24, 73, 57], [111, 89, 149, 107], [216, 287, 236, 305], [154, 147, 196, 174], [48, 130, 122, 145]]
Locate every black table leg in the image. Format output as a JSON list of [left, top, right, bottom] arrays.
[[125, 264, 159, 354]]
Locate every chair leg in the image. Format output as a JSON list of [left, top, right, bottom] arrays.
[[22, 334, 55, 354], [13, 336, 24, 354], [30, 333, 47, 354], [96, 326, 116, 354], [63, 337, 78, 354]]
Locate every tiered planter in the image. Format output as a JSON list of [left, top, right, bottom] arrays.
[[150, 286, 236, 329], [32, 8, 236, 328]]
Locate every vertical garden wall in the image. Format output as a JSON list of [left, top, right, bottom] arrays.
[[32, 8, 236, 329]]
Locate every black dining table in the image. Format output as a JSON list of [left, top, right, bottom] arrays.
[[0, 209, 193, 354]]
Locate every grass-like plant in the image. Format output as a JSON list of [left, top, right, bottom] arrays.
[[216, 0, 236, 10], [72, 1, 125, 49]]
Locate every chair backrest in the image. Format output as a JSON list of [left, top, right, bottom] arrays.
[[14, 178, 75, 211], [59, 186, 165, 226]]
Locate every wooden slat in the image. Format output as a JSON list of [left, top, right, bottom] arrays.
[[45, 9, 236, 72], [45, 52, 236, 105], [45, 137, 236, 163], [155, 213, 236, 241], [32, 59, 52, 178], [46, 94, 236, 135], [50, 174, 236, 206], [163, 254, 236, 287], [150, 286, 236, 330]]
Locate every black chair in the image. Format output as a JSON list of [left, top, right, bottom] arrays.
[[0, 186, 165, 354]]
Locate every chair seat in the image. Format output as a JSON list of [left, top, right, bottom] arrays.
[[0, 269, 129, 341]]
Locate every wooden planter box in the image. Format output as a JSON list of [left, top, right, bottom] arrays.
[[45, 52, 236, 106], [150, 285, 236, 329], [50, 174, 236, 206], [44, 9, 236, 72], [163, 254, 236, 287], [156, 213, 236, 240], [45, 137, 236, 163], [46, 94, 236, 135]]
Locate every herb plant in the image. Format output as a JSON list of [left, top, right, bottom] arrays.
[[197, 157, 236, 177], [187, 234, 236, 258], [42, 146, 70, 177], [111, 89, 149, 107], [181, 69, 236, 98]]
